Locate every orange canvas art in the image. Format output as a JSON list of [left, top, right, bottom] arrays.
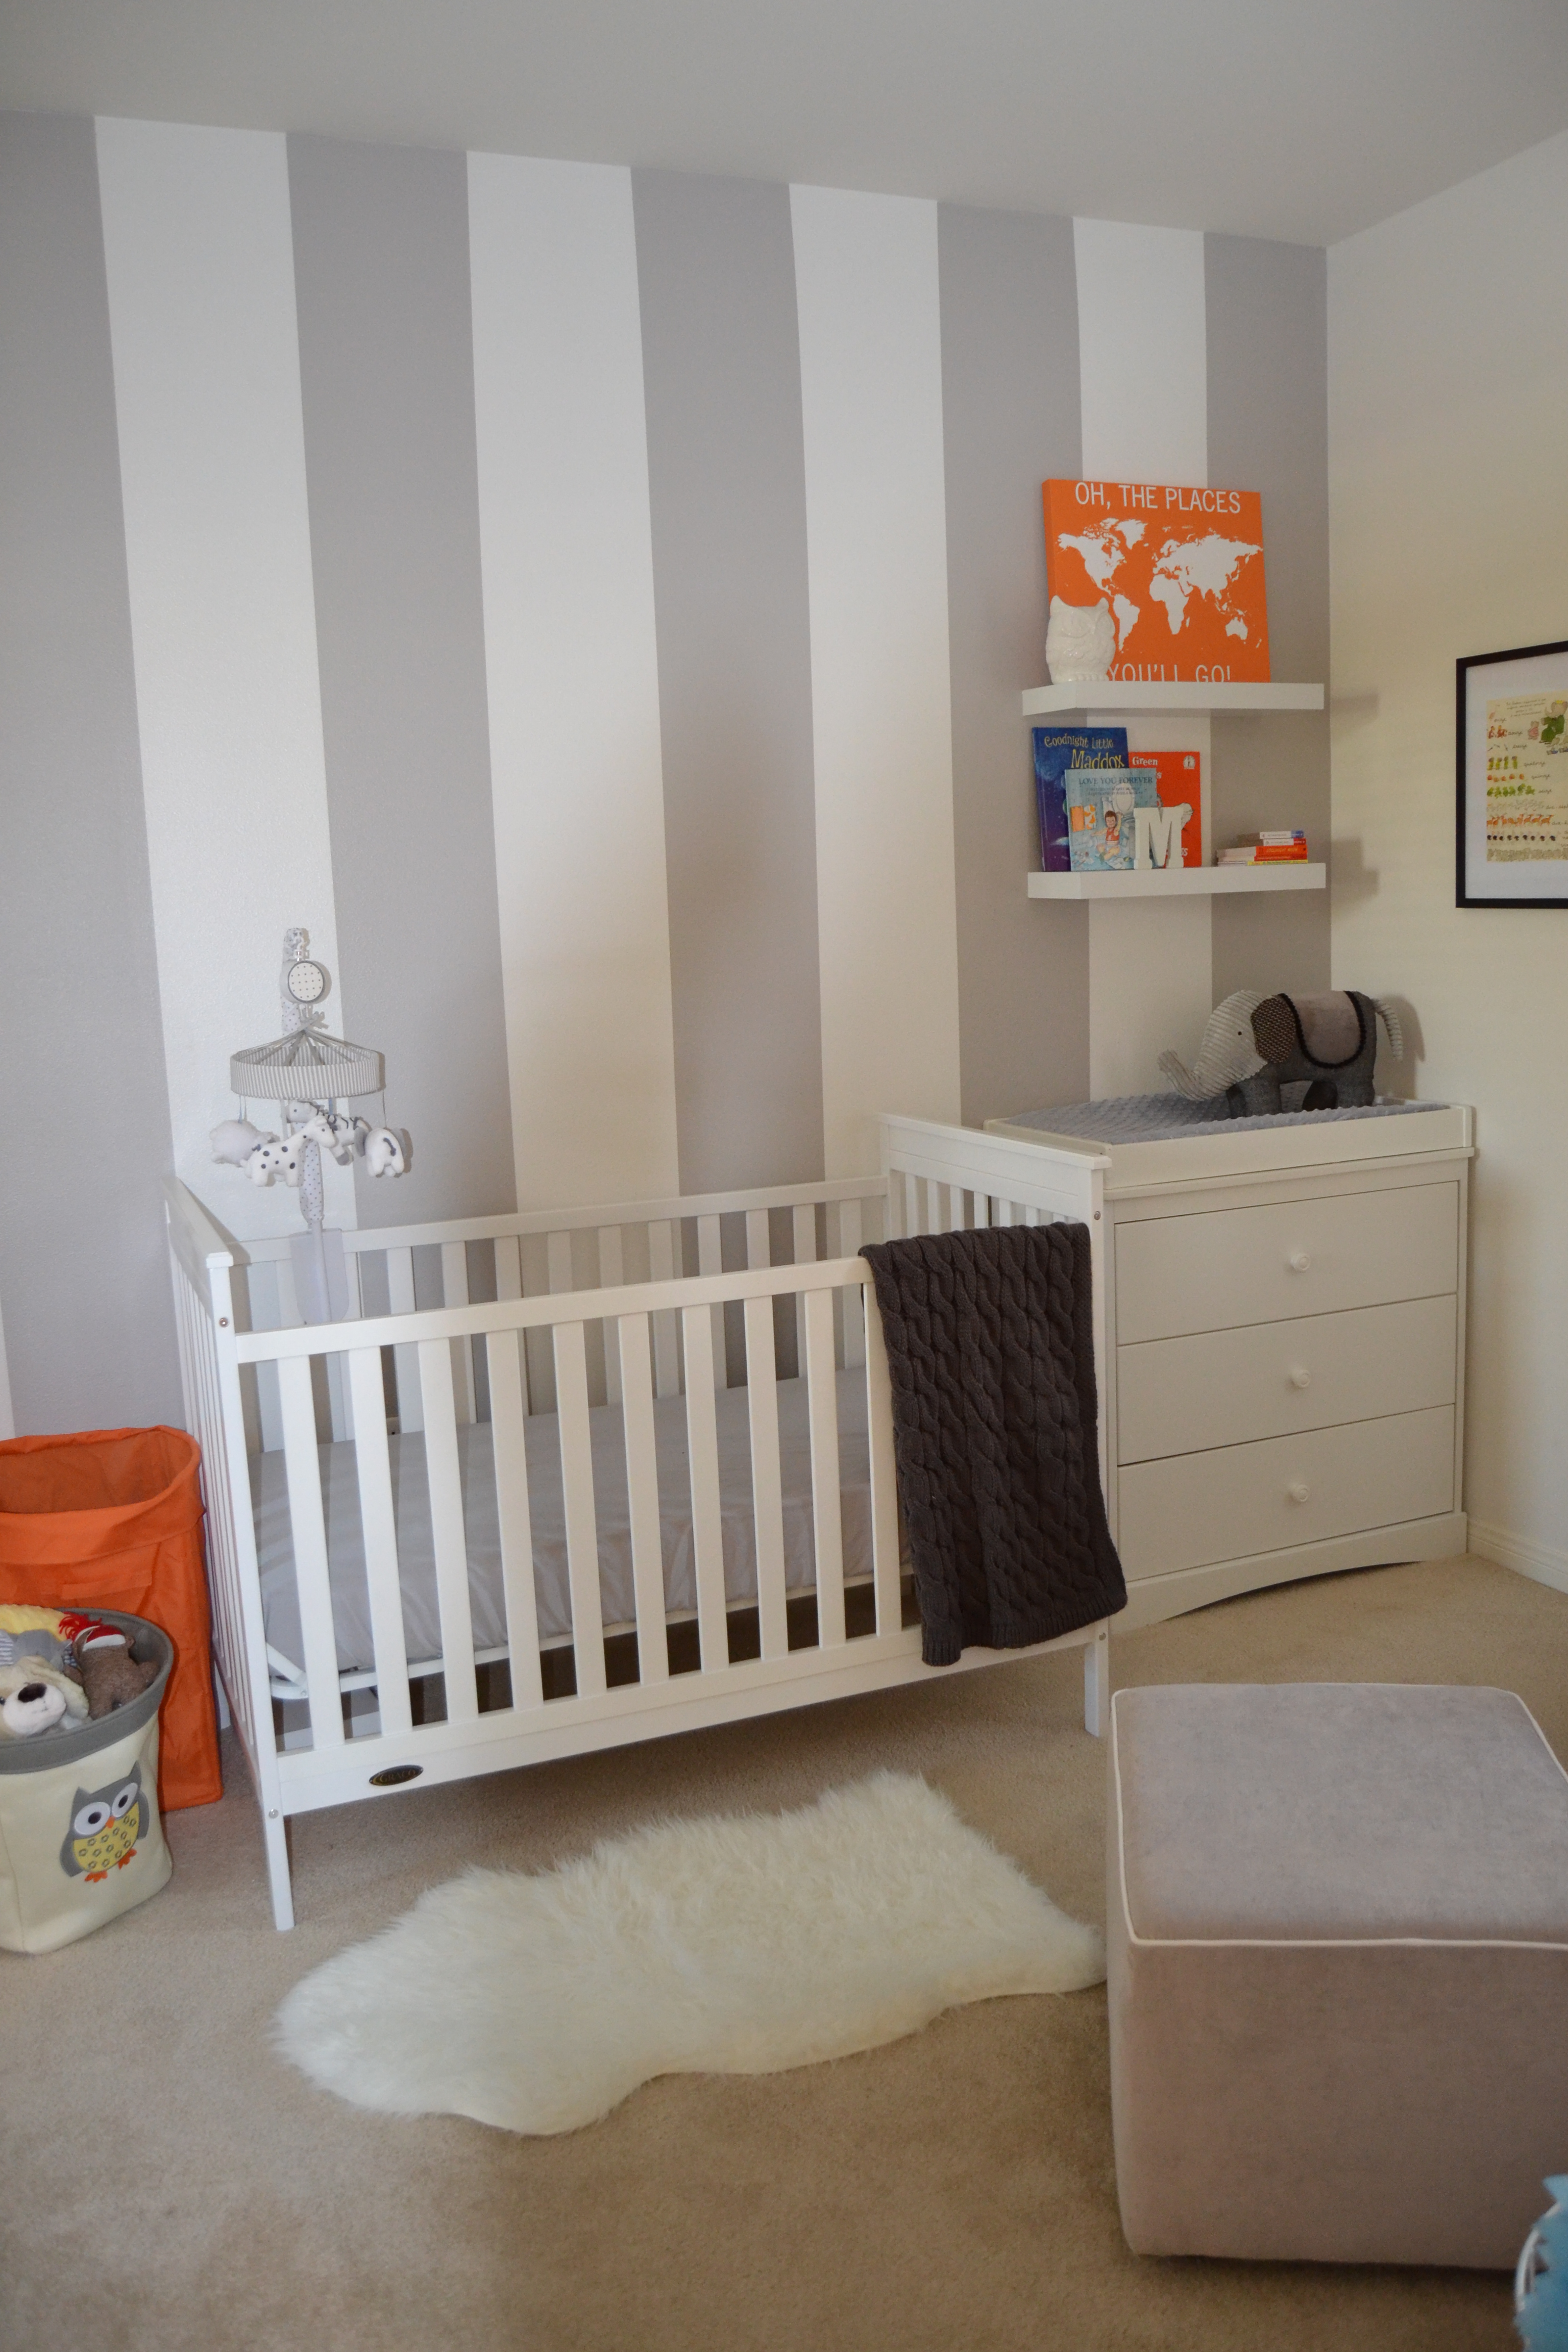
[[1043, 479, 1271, 684]]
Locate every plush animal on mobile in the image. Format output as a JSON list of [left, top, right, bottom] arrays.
[[363, 1126, 409, 1178], [210, 1119, 272, 1168], [297, 1110, 360, 1164], [1161, 990, 1405, 1116]]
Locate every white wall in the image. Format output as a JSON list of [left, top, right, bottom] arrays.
[[1329, 128, 1568, 1585], [1073, 218, 1214, 1098]]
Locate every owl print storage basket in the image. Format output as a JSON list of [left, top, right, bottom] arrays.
[[0, 1610, 173, 1954]]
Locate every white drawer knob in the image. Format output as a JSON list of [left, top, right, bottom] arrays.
[[1289, 1366, 1312, 1390], [1288, 1250, 1312, 1273], [1287, 1480, 1310, 1505]]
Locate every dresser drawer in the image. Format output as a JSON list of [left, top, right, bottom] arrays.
[[1117, 1294, 1458, 1463], [1116, 1407, 1455, 1581], [1115, 1182, 1459, 1343]]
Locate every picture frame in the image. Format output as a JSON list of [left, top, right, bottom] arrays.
[[1457, 638, 1568, 907]]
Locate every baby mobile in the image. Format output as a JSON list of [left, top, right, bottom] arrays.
[[209, 929, 411, 1323]]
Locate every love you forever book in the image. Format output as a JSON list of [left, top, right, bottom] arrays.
[[1065, 766, 1160, 872], [1043, 479, 1270, 684]]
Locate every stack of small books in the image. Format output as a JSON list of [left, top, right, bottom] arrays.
[[1218, 830, 1308, 865]]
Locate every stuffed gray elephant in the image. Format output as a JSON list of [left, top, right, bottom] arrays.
[[1160, 990, 1404, 1117]]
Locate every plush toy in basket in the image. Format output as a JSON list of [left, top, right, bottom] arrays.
[[0, 1606, 160, 1739], [1160, 989, 1404, 1117]]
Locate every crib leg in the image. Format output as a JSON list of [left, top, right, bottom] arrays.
[[1083, 1623, 1110, 1738], [262, 1807, 296, 1931]]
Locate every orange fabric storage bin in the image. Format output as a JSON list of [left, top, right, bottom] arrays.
[[0, 1428, 221, 1810]]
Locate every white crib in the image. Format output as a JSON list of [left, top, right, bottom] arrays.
[[165, 1116, 1112, 1929]]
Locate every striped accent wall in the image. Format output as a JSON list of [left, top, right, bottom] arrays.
[[0, 112, 1330, 1437]]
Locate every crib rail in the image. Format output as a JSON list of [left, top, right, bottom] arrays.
[[163, 1181, 286, 1841], [229, 1247, 903, 1812]]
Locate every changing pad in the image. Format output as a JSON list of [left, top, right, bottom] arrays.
[[1000, 1093, 1449, 1147], [253, 1368, 873, 1680]]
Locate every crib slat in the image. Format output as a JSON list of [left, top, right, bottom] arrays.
[[493, 1233, 523, 1302], [486, 1328, 543, 1711], [792, 1202, 817, 1372], [972, 1191, 991, 1228], [441, 1240, 476, 1425], [864, 1277, 902, 1636], [597, 1228, 625, 1404], [277, 1355, 345, 1752], [803, 1287, 846, 1647], [993, 1195, 1015, 1227], [417, 1339, 478, 1722], [680, 1306, 729, 1669], [745, 1207, 771, 1269], [696, 1212, 725, 1389], [898, 1170, 918, 1239], [837, 1197, 866, 1369], [648, 1218, 679, 1398], [553, 1319, 606, 1698], [743, 1294, 789, 1661], [616, 1313, 669, 1686], [345, 1345, 412, 1737], [387, 1245, 423, 1433]]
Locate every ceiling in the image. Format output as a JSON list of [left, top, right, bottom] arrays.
[[5, 0, 1567, 246]]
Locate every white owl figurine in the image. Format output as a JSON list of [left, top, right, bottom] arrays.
[[1045, 596, 1116, 685]]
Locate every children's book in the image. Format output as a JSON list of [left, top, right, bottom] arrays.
[[1033, 726, 1130, 870], [1043, 478, 1270, 684], [1127, 749, 1203, 867], [1065, 766, 1161, 872]]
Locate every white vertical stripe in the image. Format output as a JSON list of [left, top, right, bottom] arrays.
[[1074, 217, 1212, 1094], [96, 119, 352, 1239], [468, 153, 679, 1213], [1073, 218, 1207, 487], [791, 185, 960, 1179]]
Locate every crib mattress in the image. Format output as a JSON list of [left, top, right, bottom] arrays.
[[253, 1368, 873, 1681]]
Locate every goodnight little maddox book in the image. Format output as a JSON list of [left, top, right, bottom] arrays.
[[1033, 725, 1130, 870]]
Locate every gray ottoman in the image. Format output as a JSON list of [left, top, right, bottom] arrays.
[[1108, 1683, 1568, 2268]]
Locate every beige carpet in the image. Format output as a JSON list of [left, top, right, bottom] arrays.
[[5, 1555, 1552, 2352]]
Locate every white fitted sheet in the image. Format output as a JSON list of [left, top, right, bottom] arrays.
[[253, 1368, 873, 1680]]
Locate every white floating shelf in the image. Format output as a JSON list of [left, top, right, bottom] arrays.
[[1028, 863, 1326, 900], [1022, 680, 1324, 719]]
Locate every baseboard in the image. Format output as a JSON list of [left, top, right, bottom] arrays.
[[1468, 1518, 1568, 1596]]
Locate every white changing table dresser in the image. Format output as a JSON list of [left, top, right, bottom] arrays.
[[986, 1097, 1472, 1628]]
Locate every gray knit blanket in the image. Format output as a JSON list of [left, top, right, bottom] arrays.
[[860, 1223, 1126, 1666]]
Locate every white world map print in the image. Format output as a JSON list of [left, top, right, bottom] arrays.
[[1057, 521, 1263, 649]]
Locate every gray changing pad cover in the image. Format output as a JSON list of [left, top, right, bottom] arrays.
[[1003, 1093, 1447, 1147]]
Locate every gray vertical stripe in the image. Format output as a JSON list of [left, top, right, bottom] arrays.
[[632, 171, 824, 1194], [288, 136, 515, 1223], [939, 206, 1088, 1123], [1206, 234, 1331, 1002], [0, 114, 180, 1434]]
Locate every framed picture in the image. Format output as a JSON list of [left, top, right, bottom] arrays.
[[1457, 638, 1568, 906]]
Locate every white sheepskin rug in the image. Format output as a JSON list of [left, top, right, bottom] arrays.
[[274, 1772, 1104, 2135]]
